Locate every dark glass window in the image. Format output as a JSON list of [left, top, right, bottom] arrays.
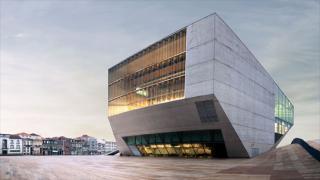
[[195, 100, 217, 122], [123, 130, 226, 158]]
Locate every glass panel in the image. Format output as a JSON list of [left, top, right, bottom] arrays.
[[149, 134, 155, 144], [202, 131, 211, 142], [274, 85, 294, 135], [123, 130, 226, 158], [155, 134, 162, 144], [171, 132, 180, 143], [195, 100, 217, 122], [135, 136, 142, 145], [126, 137, 135, 145], [182, 132, 192, 143], [141, 136, 148, 145], [191, 132, 201, 142], [164, 133, 171, 144], [108, 29, 186, 116]]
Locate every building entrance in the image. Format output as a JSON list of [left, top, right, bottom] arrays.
[[124, 130, 227, 158]]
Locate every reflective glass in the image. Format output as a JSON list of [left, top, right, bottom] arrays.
[[123, 130, 226, 158], [108, 29, 186, 116], [195, 100, 218, 122], [274, 85, 294, 135]]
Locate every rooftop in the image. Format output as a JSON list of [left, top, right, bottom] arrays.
[[9, 135, 21, 139], [16, 132, 30, 137], [30, 133, 40, 136]]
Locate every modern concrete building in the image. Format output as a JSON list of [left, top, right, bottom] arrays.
[[107, 13, 294, 158]]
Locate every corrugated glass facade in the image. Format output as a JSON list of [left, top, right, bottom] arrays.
[[123, 130, 227, 158], [108, 29, 186, 116], [274, 85, 294, 135]]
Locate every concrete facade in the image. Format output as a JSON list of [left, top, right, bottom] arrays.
[[185, 14, 275, 157], [108, 13, 291, 158], [110, 95, 248, 157]]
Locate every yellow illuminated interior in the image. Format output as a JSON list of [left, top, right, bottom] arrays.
[[108, 29, 186, 116]]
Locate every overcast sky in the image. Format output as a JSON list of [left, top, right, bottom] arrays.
[[0, 0, 319, 144]]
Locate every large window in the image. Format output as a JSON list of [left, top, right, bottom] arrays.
[[108, 29, 186, 116], [195, 100, 218, 122], [274, 85, 294, 135], [123, 130, 227, 158]]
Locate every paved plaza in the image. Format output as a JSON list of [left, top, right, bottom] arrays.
[[0, 143, 319, 180]]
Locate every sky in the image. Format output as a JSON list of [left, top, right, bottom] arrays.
[[0, 0, 319, 144]]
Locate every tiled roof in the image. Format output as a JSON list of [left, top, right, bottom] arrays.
[[16, 132, 30, 136], [30, 133, 40, 136], [9, 135, 22, 139]]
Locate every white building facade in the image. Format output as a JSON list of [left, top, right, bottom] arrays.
[[0, 134, 10, 155], [17, 133, 33, 155], [8, 135, 23, 155], [105, 141, 117, 153], [30, 133, 43, 155]]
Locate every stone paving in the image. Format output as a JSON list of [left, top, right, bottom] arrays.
[[0, 142, 319, 180]]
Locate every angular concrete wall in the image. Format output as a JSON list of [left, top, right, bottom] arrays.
[[185, 15, 215, 98], [109, 95, 248, 157], [109, 13, 279, 158], [185, 13, 276, 157], [213, 14, 275, 157]]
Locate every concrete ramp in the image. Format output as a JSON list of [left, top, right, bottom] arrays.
[[217, 140, 320, 179], [291, 138, 320, 161]]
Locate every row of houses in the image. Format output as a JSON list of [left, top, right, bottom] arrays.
[[0, 133, 117, 156]]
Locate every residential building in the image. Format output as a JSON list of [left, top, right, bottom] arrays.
[[71, 139, 84, 155], [80, 139, 89, 155], [8, 135, 23, 155], [55, 136, 71, 155], [78, 135, 97, 155], [30, 133, 43, 155], [105, 141, 117, 153], [0, 134, 10, 155], [1, 133, 109, 156], [107, 13, 294, 158], [97, 139, 106, 155], [41, 138, 63, 155], [17, 132, 33, 155], [89, 137, 98, 155]]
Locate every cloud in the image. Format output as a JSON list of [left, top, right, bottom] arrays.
[[255, 1, 320, 145], [14, 33, 27, 38], [0, 1, 319, 144]]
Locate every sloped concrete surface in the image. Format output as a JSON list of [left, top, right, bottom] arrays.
[[0, 141, 319, 180]]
